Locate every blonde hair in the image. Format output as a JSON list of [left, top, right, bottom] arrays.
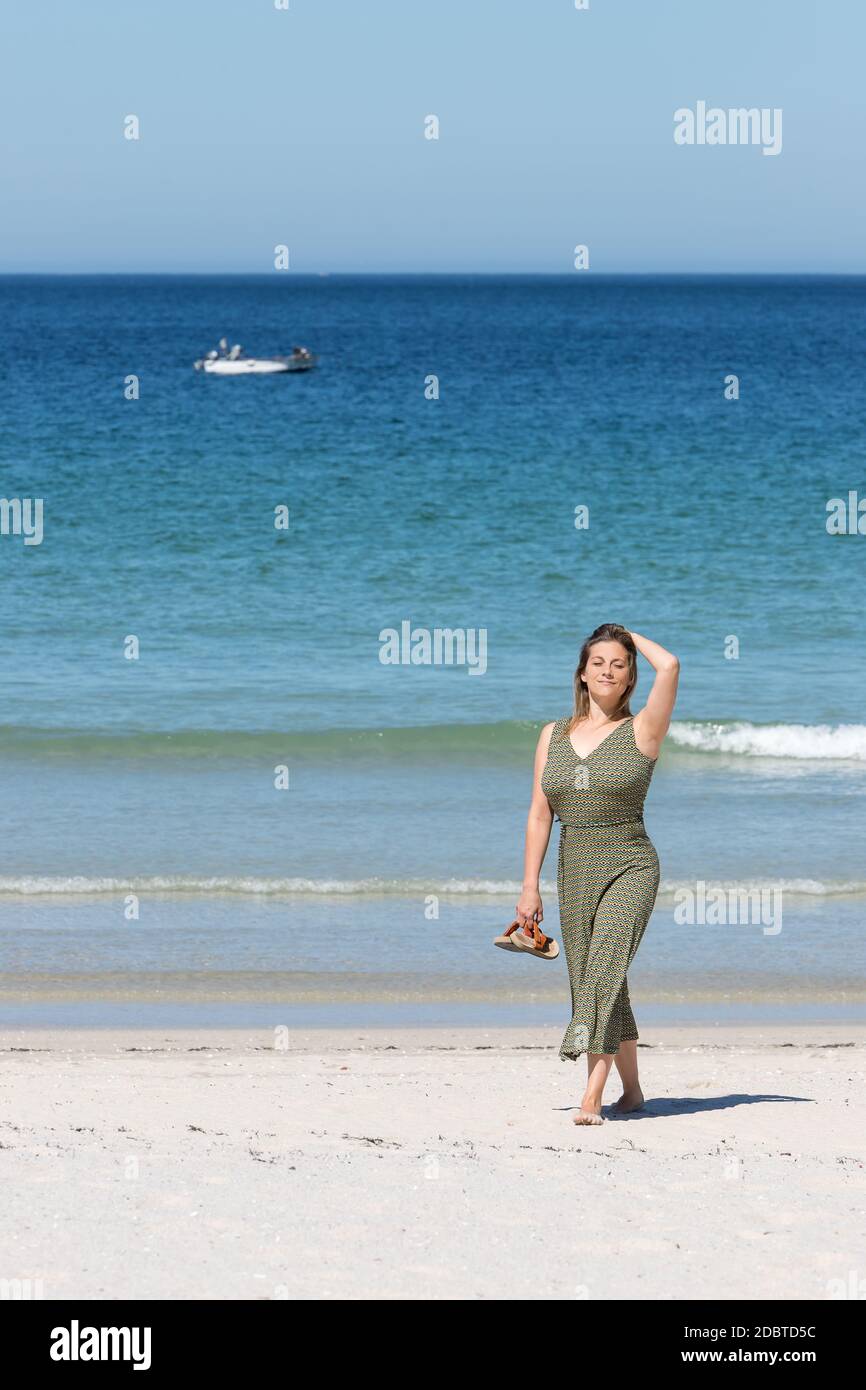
[[567, 623, 637, 732]]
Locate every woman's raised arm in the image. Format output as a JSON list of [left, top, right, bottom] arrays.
[[629, 631, 679, 759]]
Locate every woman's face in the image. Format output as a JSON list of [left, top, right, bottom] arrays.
[[581, 641, 631, 705]]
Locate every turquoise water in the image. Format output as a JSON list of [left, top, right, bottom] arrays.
[[2, 274, 865, 1024]]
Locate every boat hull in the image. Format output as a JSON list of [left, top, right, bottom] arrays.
[[201, 358, 314, 375]]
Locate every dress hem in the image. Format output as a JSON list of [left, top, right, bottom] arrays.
[[559, 1035, 639, 1061]]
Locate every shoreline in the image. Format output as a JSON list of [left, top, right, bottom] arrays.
[[3, 1020, 866, 1049], [2, 1000, 863, 1031]]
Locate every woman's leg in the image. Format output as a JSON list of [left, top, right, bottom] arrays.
[[574, 1052, 614, 1125], [612, 1037, 644, 1112], [577, 1007, 643, 1123], [610, 975, 645, 1108]]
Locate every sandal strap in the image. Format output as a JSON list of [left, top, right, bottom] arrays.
[[506, 917, 549, 950]]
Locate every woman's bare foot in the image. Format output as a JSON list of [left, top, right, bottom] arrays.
[[610, 1086, 644, 1115], [573, 1092, 605, 1125]]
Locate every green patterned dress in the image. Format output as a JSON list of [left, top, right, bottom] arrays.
[[541, 715, 660, 1060]]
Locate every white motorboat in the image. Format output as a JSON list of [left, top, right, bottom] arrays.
[[194, 338, 318, 375]]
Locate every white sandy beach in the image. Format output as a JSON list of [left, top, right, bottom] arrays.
[[2, 1023, 864, 1301]]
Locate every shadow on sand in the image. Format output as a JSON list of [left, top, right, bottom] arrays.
[[601, 1092, 815, 1119]]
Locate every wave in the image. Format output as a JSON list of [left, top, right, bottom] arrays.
[[667, 721, 866, 761], [2, 719, 866, 763], [2, 874, 866, 899], [0, 721, 542, 763]]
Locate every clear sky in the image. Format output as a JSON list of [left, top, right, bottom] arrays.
[[0, 0, 861, 272]]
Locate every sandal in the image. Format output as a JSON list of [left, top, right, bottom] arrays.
[[493, 917, 560, 961]]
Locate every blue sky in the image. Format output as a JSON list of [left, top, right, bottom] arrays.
[[0, 0, 860, 272]]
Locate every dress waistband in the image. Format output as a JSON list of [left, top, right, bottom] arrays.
[[557, 817, 646, 830]]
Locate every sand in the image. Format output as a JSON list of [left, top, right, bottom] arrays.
[[2, 1023, 864, 1301]]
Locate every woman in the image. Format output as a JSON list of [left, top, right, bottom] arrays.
[[516, 624, 679, 1125]]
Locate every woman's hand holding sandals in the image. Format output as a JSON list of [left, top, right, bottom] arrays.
[[516, 888, 543, 927]]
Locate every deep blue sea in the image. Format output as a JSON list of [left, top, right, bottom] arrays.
[[1, 274, 865, 1025]]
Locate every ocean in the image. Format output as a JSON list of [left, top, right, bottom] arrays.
[[2, 273, 865, 1027]]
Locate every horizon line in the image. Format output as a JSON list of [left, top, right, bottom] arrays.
[[1, 269, 864, 279]]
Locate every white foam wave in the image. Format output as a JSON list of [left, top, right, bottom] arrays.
[[1, 874, 865, 899], [668, 721, 866, 761]]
